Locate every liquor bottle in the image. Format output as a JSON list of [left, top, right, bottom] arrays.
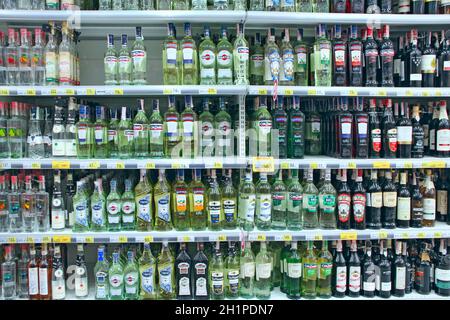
[[162, 23, 179, 85], [73, 181, 90, 232], [136, 169, 153, 231], [0, 103, 8, 158], [254, 242, 271, 299], [109, 251, 124, 300], [332, 240, 347, 297], [63, 99, 77, 158], [352, 169, 366, 229], [122, 250, 139, 300], [117, 34, 131, 85], [90, 178, 107, 232], [407, 29, 423, 87], [271, 170, 287, 230], [293, 29, 308, 86], [107, 179, 122, 231], [412, 0, 425, 12], [368, 99, 381, 158], [422, 169, 436, 227], [172, 170, 190, 231], [421, 32, 437, 88], [225, 242, 240, 299], [164, 96, 181, 158], [153, 169, 172, 231], [347, 240, 361, 297], [436, 170, 449, 222], [21, 175, 35, 232], [396, 172, 411, 228], [286, 169, 303, 230], [181, 23, 198, 85], [207, 169, 223, 231], [303, 169, 319, 229], [282, 241, 299, 299], [382, 170, 397, 229], [337, 169, 351, 230], [198, 99, 214, 157], [27, 106, 44, 159], [31, 28, 45, 85], [175, 243, 192, 300], [51, 105, 65, 157], [415, 244, 431, 294], [131, 27, 147, 85], [272, 96, 288, 159], [279, 29, 295, 86], [332, 25, 347, 86], [58, 22, 71, 85], [38, 244, 52, 300], [367, 170, 383, 229], [1, 245, 16, 299], [392, 241, 407, 297], [149, 99, 164, 158], [429, 102, 439, 156], [43, 107, 53, 158], [138, 243, 157, 300], [380, 25, 394, 87], [287, 97, 305, 159], [314, 24, 332, 86], [28, 245, 39, 300], [318, 169, 336, 229], [345, 26, 363, 87], [50, 245, 65, 300], [436, 101, 450, 157], [396, 103, 412, 158], [199, 26, 216, 85], [439, 36, 450, 88], [0, 175, 7, 232], [188, 169, 206, 230], [238, 169, 256, 231], [216, 27, 233, 85], [364, 26, 379, 87], [5, 28, 19, 85], [193, 243, 209, 300], [250, 33, 264, 85], [210, 243, 225, 300], [382, 99, 397, 158], [393, 36, 404, 87], [8, 175, 22, 232], [94, 246, 109, 300], [43, 25, 57, 85], [76, 105, 93, 159], [379, 242, 392, 298], [104, 34, 118, 85], [181, 96, 196, 158], [254, 96, 272, 157], [121, 178, 136, 231], [18, 28, 31, 85], [222, 169, 237, 230], [279, 242, 290, 294], [74, 244, 89, 299], [239, 241, 255, 298], [93, 106, 108, 158], [435, 239, 450, 296], [317, 241, 332, 298], [133, 99, 149, 158], [51, 172, 65, 231], [17, 244, 29, 299], [264, 28, 280, 85], [8, 102, 24, 158], [302, 241, 318, 298], [411, 105, 425, 158], [305, 110, 321, 155], [362, 242, 376, 298], [233, 23, 249, 85], [411, 171, 424, 228], [118, 106, 134, 159]]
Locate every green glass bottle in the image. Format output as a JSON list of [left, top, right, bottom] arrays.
[[189, 169, 207, 230], [73, 181, 90, 232], [317, 241, 333, 298], [157, 242, 175, 300], [181, 95, 197, 158], [214, 98, 232, 158], [162, 23, 179, 85], [108, 108, 119, 158], [135, 169, 153, 231], [76, 105, 93, 159], [91, 178, 107, 231], [180, 23, 198, 85], [149, 99, 164, 158], [287, 169, 303, 230], [279, 28, 295, 86], [124, 250, 139, 300], [172, 170, 190, 231], [154, 169, 172, 231], [131, 26, 147, 85], [118, 34, 131, 85], [280, 242, 291, 294], [313, 24, 332, 86], [210, 243, 225, 300], [254, 242, 271, 299], [253, 96, 272, 157], [239, 241, 255, 298], [286, 241, 301, 299], [222, 169, 237, 230], [216, 26, 233, 85], [107, 178, 122, 231], [264, 28, 281, 85], [109, 251, 124, 300], [121, 178, 136, 231], [250, 33, 264, 85], [93, 105, 108, 158], [207, 169, 223, 231], [199, 25, 217, 85], [303, 169, 319, 229], [94, 246, 109, 300], [133, 99, 150, 158], [288, 96, 305, 158], [255, 173, 272, 230], [104, 34, 118, 85], [225, 242, 240, 299], [164, 96, 181, 158], [319, 169, 337, 229], [239, 169, 256, 231], [305, 111, 321, 155], [233, 23, 250, 85], [302, 241, 318, 298], [199, 99, 215, 157], [139, 243, 157, 300], [118, 106, 134, 159], [294, 28, 309, 86], [271, 170, 287, 230]]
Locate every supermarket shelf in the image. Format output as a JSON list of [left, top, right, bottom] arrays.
[[245, 12, 450, 26], [246, 221, 450, 241], [248, 86, 450, 98], [0, 10, 246, 25], [0, 229, 243, 244], [0, 85, 247, 97], [0, 157, 247, 170]]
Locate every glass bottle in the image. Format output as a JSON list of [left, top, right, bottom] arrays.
[[189, 169, 207, 230], [27, 106, 45, 159], [94, 105, 109, 158], [181, 95, 196, 158], [436, 101, 450, 158], [8, 102, 24, 158], [94, 246, 109, 300], [136, 169, 153, 231], [264, 28, 280, 85], [422, 169, 436, 227], [364, 26, 379, 87], [288, 97, 305, 159], [207, 169, 223, 231], [157, 242, 175, 299], [118, 106, 134, 159], [239, 241, 255, 298], [109, 251, 124, 300], [76, 105, 93, 159], [217, 26, 233, 85], [73, 181, 90, 232], [149, 99, 165, 158], [302, 241, 318, 298], [284, 241, 300, 299], [272, 96, 288, 159], [239, 169, 256, 231], [131, 27, 147, 85], [118, 34, 132, 85], [332, 240, 347, 297], [139, 243, 157, 300], [91, 178, 107, 231], [52, 105, 65, 157], [30, 29, 44, 85], [222, 169, 237, 230], [180, 23, 198, 85], [172, 170, 190, 231], [199, 26, 216, 85], [233, 23, 250, 85], [317, 241, 333, 298], [314, 24, 332, 86], [348, 240, 361, 297], [193, 242, 209, 300], [253, 96, 272, 157], [20, 175, 35, 233], [124, 251, 139, 300], [199, 99, 214, 157], [255, 173, 272, 230], [254, 242, 271, 299], [164, 96, 181, 158], [104, 34, 118, 85], [8, 175, 22, 232], [1, 245, 16, 300], [133, 99, 150, 158], [286, 169, 303, 230], [64, 99, 77, 158], [75, 244, 89, 299], [38, 244, 52, 300], [107, 179, 122, 231], [271, 170, 287, 229], [319, 169, 337, 229], [50, 245, 64, 300], [302, 169, 319, 229], [411, 105, 424, 158], [162, 23, 179, 85], [121, 178, 136, 231], [250, 33, 264, 85], [154, 169, 172, 231]]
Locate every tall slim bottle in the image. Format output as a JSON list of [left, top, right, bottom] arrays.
[[254, 242, 271, 299], [135, 169, 153, 231], [286, 241, 301, 299], [303, 169, 319, 229], [239, 241, 255, 298], [154, 169, 172, 231], [317, 241, 333, 298]]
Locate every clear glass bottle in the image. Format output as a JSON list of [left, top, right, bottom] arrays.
[[52, 105, 66, 157], [233, 23, 250, 85], [136, 169, 153, 231], [210, 243, 225, 299], [27, 106, 45, 159], [8, 102, 24, 158], [314, 24, 332, 86], [264, 28, 281, 85], [1, 245, 17, 299], [180, 23, 198, 85], [0, 103, 9, 158], [271, 170, 287, 230], [91, 178, 107, 231], [207, 169, 223, 231], [154, 169, 172, 231], [287, 169, 303, 230], [118, 106, 134, 159], [0, 175, 8, 232], [6, 28, 19, 85], [8, 175, 22, 232], [73, 181, 90, 232], [104, 34, 118, 85], [94, 246, 109, 300], [124, 250, 139, 300], [109, 251, 124, 300], [239, 241, 255, 298], [75, 244, 89, 299], [302, 241, 318, 298], [18, 28, 31, 85], [214, 98, 232, 157], [199, 99, 215, 157], [43, 108, 53, 158], [239, 169, 256, 231], [76, 105, 93, 159], [58, 22, 72, 86], [279, 29, 295, 85], [121, 178, 136, 231], [149, 99, 164, 158], [255, 173, 272, 230], [139, 243, 157, 300], [255, 242, 271, 299], [199, 26, 217, 85], [157, 242, 175, 300], [181, 95, 197, 158], [303, 169, 319, 229], [172, 170, 190, 231], [107, 179, 122, 231], [65, 98, 77, 157], [250, 33, 264, 85], [51, 172, 65, 231], [134, 99, 150, 158], [94, 105, 109, 158], [118, 34, 132, 85], [319, 169, 337, 229], [162, 23, 179, 85], [217, 27, 233, 85], [163, 96, 181, 158], [189, 169, 207, 230], [131, 27, 147, 85], [20, 175, 36, 232]]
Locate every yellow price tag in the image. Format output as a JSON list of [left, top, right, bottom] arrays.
[[7, 237, 16, 243], [52, 160, 70, 169], [145, 162, 156, 169], [373, 161, 390, 169], [0, 88, 9, 95], [310, 163, 318, 169], [86, 88, 96, 95], [65, 88, 75, 95], [430, 161, 446, 168], [144, 236, 154, 243], [377, 90, 387, 96], [284, 88, 294, 95], [213, 161, 223, 169], [282, 234, 292, 241], [422, 90, 430, 97], [403, 162, 413, 169], [252, 157, 275, 173], [207, 88, 217, 95], [26, 88, 36, 96], [41, 236, 51, 243], [347, 162, 356, 169], [218, 235, 227, 241], [400, 232, 409, 239], [433, 232, 442, 238], [53, 235, 71, 243], [281, 162, 290, 169], [172, 163, 183, 169], [314, 234, 323, 241], [435, 90, 442, 96], [256, 234, 266, 241], [307, 89, 316, 96], [379, 231, 388, 239], [26, 237, 35, 244], [31, 162, 41, 169], [88, 161, 100, 169], [114, 88, 124, 95], [118, 236, 128, 243], [258, 88, 268, 95], [163, 88, 173, 94], [348, 89, 358, 96], [405, 90, 413, 97], [116, 162, 125, 169], [182, 236, 191, 242], [417, 232, 426, 238], [340, 232, 357, 240], [85, 236, 94, 243], [50, 88, 58, 95]]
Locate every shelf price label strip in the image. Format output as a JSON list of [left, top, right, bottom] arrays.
[[252, 157, 275, 173]]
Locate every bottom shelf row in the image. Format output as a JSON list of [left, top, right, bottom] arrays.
[[1, 238, 449, 301]]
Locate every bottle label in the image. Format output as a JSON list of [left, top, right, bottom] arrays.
[[141, 267, 155, 294], [256, 263, 271, 281], [334, 46, 346, 73], [75, 271, 89, 296], [45, 52, 57, 82], [52, 278, 66, 299], [211, 271, 224, 295], [395, 267, 406, 290], [423, 198, 436, 220], [437, 190, 448, 215], [136, 194, 152, 222], [166, 42, 177, 65], [39, 267, 49, 295], [95, 271, 107, 299], [257, 193, 272, 222], [258, 119, 272, 136], [387, 128, 398, 152], [182, 115, 194, 138], [337, 193, 351, 222], [196, 277, 207, 296], [122, 201, 136, 222], [107, 201, 121, 224], [319, 194, 336, 214], [193, 192, 204, 212], [435, 268, 450, 285], [319, 262, 332, 279], [77, 124, 88, 144], [132, 50, 147, 73], [287, 262, 302, 278], [412, 206, 424, 221], [105, 55, 118, 75], [241, 262, 255, 278], [303, 193, 318, 213], [397, 197, 411, 221], [319, 47, 331, 67], [264, 47, 280, 81], [287, 192, 302, 212], [370, 192, 383, 208], [155, 194, 170, 223], [217, 50, 232, 67], [95, 125, 105, 144], [119, 55, 132, 74], [437, 129, 450, 151], [351, 48, 362, 70], [75, 201, 89, 227], [421, 54, 436, 73], [178, 275, 190, 296], [352, 193, 366, 223], [227, 270, 239, 293], [52, 138, 66, 156], [272, 192, 287, 211], [383, 191, 397, 208], [159, 265, 173, 294], [150, 123, 163, 138], [251, 52, 264, 76], [336, 266, 347, 293], [303, 263, 317, 280], [371, 128, 382, 152], [381, 281, 391, 292], [240, 195, 256, 222], [208, 200, 221, 224], [59, 51, 71, 83], [91, 201, 105, 226], [201, 50, 216, 67], [397, 126, 412, 144], [295, 48, 307, 73], [223, 199, 236, 223], [349, 266, 361, 292], [182, 43, 194, 64], [281, 48, 294, 81], [28, 267, 39, 295]]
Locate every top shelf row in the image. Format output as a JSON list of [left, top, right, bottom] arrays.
[[2, 10, 450, 26]]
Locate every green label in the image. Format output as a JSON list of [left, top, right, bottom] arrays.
[[303, 263, 317, 280], [272, 192, 287, 211], [319, 262, 332, 279], [287, 192, 302, 212], [303, 194, 318, 213], [319, 194, 336, 213]]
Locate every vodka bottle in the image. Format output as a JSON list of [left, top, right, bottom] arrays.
[[27, 106, 45, 159], [18, 28, 32, 85], [35, 175, 50, 232], [31, 28, 45, 85]]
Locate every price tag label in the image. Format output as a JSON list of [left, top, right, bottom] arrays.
[[433, 232, 442, 238], [373, 161, 390, 169], [379, 231, 388, 239], [340, 232, 357, 240], [0, 88, 9, 95], [213, 161, 223, 169], [116, 162, 125, 169], [144, 236, 154, 243], [41, 236, 51, 243], [7, 237, 17, 243], [258, 88, 268, 95], [218, 234, 227, 241], [171, 163, 187, 169], [114, 88, 124, 95], [207, 88, 217, 95], [0, 162, 11, 169], [87, 161, 100, 169], [27, 88, 37, 96], [307, 89, 316, 96], [422, 90, 430, 97], [85, 236, 94, 243], [310, 163, 318, 169], [377, 90, 387, 96], [314, 234, 323, 240], [400, 232, 409, 239], [348, 89, 358, 96], [417, 232, 426, 238], [163, 88, 173, 94], [145, 162, 156, 169], [86, 88, 96, 95], [52, 160, 71, 169], [284, 88, 294, 96], [347, 162, 357, 169], [430, 161, 446, 168], [31, 162, 41, 169], [256, 234, 266, 241], [281, 234, 292, 241], [178, 235, 191, 242], [53, 235, 71, 243], [26, 236, 35, 244], [65, 88, 75, 95], [252, 157, 275, 173], [118, 236, 128, 243], [435, 90, 442, 96], [280, 162, 290, 169], [403, 162, 413, 169], [405, 90, 414, 97]]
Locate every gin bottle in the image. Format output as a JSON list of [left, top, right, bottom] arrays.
[[264, 28, 281, 85], [233, 23, 250, 85], [149, 99, 164, 158], [21, 175, 36, 232], [73, 181, 90, 232], [136, 169, 153, 231], [200, 26, 217, 85], [303, 169, 319, 229], [51, 172, 65, 230], [118, 106, 134, 159], [65, 98, 77, 157], [157, 242, 175, 299], [314, 24, 332, 86], [217, 27, 233, 85], [250, 33, 264, 85], [6, 28, 19, 85], [319, 169, 337, 229], [52, 105, 66, 157], [76, 105, 93, 159], [8, 176, 22, 232], [172, 170, 190, 231], [108, 108, 119, 158], [109, 252, 124, 300], [272, 96, 288, 159], [255, 242, 272, 299], [139, 243, 157, 300], [239, 169, 256, 231], [256, 173, 272, 230], [287, 169, 303, 230], [104, 34, 118, 85], [8, 102, 24, 158], [118, 34, 132, 85], [0, 176, 8, 232], [199, 99, 215, 157], [91, 178, 107, 231], [94, 247, 110, 300], [214, 98, 232, 157], [164, 96, 181, 158], [181, 95, 197, 158], [192, 0, 207, 8], [107, 179, 122, 231], [27, 106, 45, 159], [18, 28, 31, 85], [124, 251, 139, 300], [121, 178, 136, 230], [94, 105, 109, 158], [162, 23, 179, 85], [207, 169, 223, 231], [34, 175, 49, 232], [189, 169, 207, 230], [131, 27, 147, 85], [134, 99, 150, 158], [280, 29, 295, 85], [181, 23, 198, 85]]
